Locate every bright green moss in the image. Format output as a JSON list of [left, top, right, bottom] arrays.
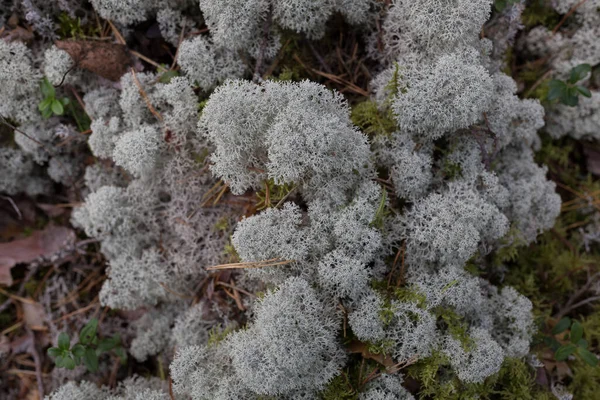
[[351, 100, 397, 137]]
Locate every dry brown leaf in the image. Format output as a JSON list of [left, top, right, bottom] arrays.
[[26, 388, 40, 400], [0, 226, 75, 286], [1, 26, 35, 43], [55, 40, 132, 82], [348, 340, 396, 369], [22, 301, 47, 328]]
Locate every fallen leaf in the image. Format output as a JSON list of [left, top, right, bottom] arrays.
[[55, 40, 132, 81], [22, 301, 48, 328], [0, 226, 75, 286], [1, 26, 35, 43], [348, 340, 396, 369]]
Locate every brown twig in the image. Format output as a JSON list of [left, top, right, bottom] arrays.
[[26, 328, 44, 398], [170, 19, 187, 70], [554, 271, 600, 320], [552, 0, 588, 35], [130, 67, 163, 121], [396, 241, 407, 288], [107, 20, 126, 45], [158, 282, 194, 299], [66, 84, 91, 122], [524, 70, 554, 98], [262, 38, 291, 79], [206, 258, 294, 271], [0, 264, 40, 313], [0, 195, 22, 220], [216, 281, 256, 297], [130, 50, 169, 72]]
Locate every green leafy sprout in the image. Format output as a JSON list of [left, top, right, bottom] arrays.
[[47, 318, 127, 372], [545, 317, 599, 367], [547, 64, 592, 107], [38, 78, 70, 119]]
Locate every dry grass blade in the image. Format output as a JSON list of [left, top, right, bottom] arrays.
[[130, 67, 163, 121], [206, 258, 294, 271]]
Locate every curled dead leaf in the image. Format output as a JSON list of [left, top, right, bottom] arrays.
[[348, 340, 396, 369], [22, 301, 48, 328], [55, 40, 132, 82], [0, 226, 75, 286]]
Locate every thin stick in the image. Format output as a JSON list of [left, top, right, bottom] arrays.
[[524, 70, 553, 98], [262, 39, 291, 79], [67, 85, 91, 122], [130, 67, 163, 121], [552, 0, 588, 35], [170, 19, 187, 70], [107, 20, 126, 45], [52, 299, 100, 323], [274, 185, 297, 209], [159, 282, 194, 299], [130, 50, 169, 72], [0, 195, 22, 220], [216, 281, 256, 297], [206, 258, 294, 271], [0, 287, 37, 305], [229, 279, 246, 311], [26, 327, 44, 398]]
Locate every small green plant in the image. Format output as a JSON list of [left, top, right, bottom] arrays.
[[369, 189, 389, 230], [547, 64, 592, 107], [255, 179, 295, 210], [545, 317, 599, 367], [157, 68, 180, 84], [47, 318, 127, 372], [57, 13, 100, 39], [38, 78, 70, 119], [494, 0, 520, 12]]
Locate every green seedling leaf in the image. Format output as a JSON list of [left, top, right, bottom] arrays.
[[58, 332, 70, 351], [555, 343, 578, 361], [62, 354, 76, 370], [547, 80, 567, 102], [38, 97, 53, 112], [562, 87, 579, 106], [79, 318, 98, 345], [42, 107, 53, 119], [55, 355, 65, 368], [47, 347, 62, 358], [40, 78, 56, 98], [578, 338, 588, 349], [552, 317, 571, 335], [71, 343, 86, 357], [158, 69, 179, 84], [97, 337, 118, 352], [569, 64, 591, 84], [544, 336, 562, 351], [571, 321, 583, 344], [83, 347, 99, 372], [576, 85, 591, 98], [114, 346, 127, 365], [51, 99, 64, 115], [577, 347, 599, 367]]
